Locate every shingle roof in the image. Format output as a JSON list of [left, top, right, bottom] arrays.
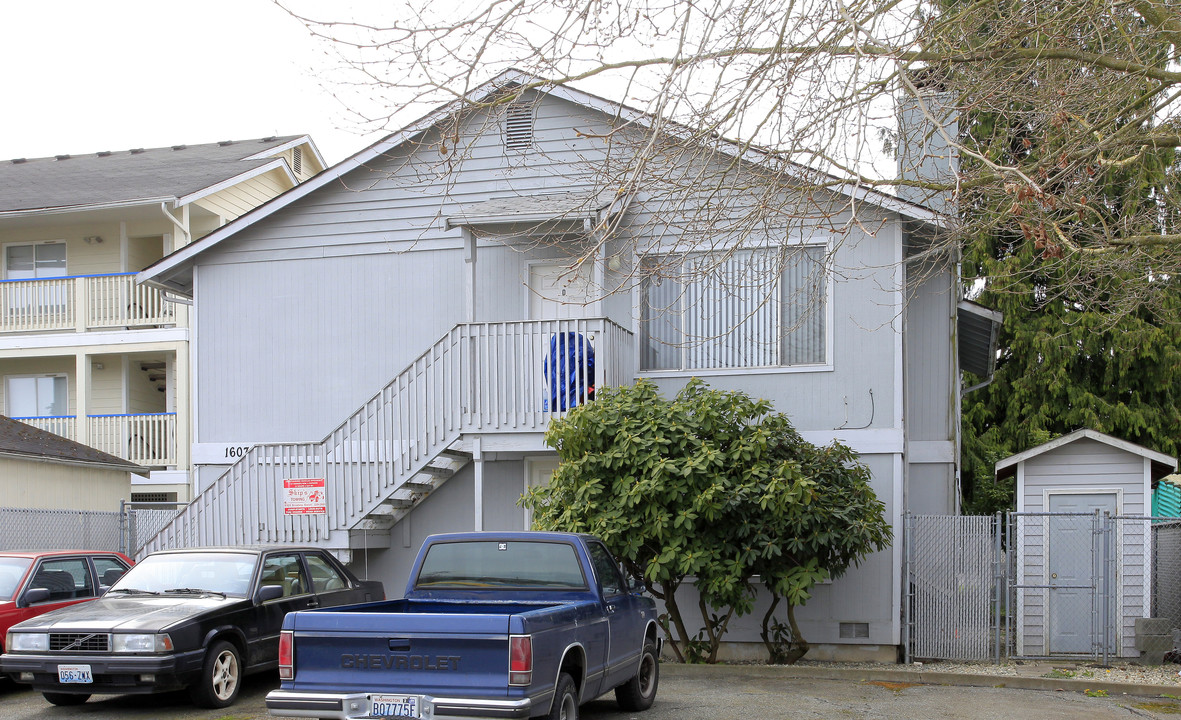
[[0, 415, 145, 472], [0, 136, 304, 213]]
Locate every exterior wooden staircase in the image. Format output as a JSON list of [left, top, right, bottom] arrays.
[[138, 319, 633, 560]]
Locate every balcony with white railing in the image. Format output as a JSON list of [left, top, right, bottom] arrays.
[[0, 273, 175, 334], [142, 318, 635, 552], [13, 412, 176, 467]]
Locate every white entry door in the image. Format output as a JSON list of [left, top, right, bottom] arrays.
[[529, 262, 592, 319]]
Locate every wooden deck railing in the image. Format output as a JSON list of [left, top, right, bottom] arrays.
[[14, 413, 176, 467], [0, 274, 174, 333]]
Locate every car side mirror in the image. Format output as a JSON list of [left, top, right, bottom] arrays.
[[627, 575, 645, 593], [20, 587, 51, 607], [256, 584, 285, 603]]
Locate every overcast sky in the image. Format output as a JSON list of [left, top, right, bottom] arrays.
[[0, 0, 387, 166]]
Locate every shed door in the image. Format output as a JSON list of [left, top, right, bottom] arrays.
[[1047, 493, 1117, 654]]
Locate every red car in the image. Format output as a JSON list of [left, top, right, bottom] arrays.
[[0, 550, 133, 654]]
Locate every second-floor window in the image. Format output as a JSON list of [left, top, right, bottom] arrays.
[[5, 242, 66, 280], [6, 375, 68, 418], [640, 245, 828, 371]]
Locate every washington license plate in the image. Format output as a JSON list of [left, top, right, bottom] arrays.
[[58, 664, 93, 684], [370, 694, 419, 717]]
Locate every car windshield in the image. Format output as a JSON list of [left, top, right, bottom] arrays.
[[0, 557, 33, 601], [109, 552, 257, 596], [415, 541, 587, 589]]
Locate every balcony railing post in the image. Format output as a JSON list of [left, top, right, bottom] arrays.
[[74, 277, 87, 333]]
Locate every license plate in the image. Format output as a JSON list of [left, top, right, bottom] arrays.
[[370, 694, 419, 718], [58, 665, 93, 684]]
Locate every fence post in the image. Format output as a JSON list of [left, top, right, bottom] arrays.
[[994, 511, 1003, 663], [118, 499, 127, 555], [902, 512, 911, 665], [1102, 511, 1112, 666]]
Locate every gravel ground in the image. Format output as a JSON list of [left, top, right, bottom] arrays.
[[796, 658, 1181, 686]]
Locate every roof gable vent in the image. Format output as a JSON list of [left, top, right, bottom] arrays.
[[504, 103, 534, 152], [293, 147, 302, 175]]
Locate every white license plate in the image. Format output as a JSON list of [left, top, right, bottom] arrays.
[[58, 664, 93, 684], [370, 694, 419, 718]]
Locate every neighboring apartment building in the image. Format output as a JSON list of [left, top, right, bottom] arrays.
[[0, 137, 324, 503], [139, 72, 1000, 658]]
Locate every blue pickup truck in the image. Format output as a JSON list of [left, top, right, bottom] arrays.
[[265, 532, 660, 720]]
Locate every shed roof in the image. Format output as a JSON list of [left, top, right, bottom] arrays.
[[0, 136, 316, 215], [995, 428, 1176, 482], [0, 415, 145, 472]]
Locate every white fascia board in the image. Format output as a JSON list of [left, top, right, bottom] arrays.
[[995, 428, 1177, 474], [242, 135, 326, 169], [0, 196, 176, 220], [175, 158, 296, 208], [0, 450, 145, 473]]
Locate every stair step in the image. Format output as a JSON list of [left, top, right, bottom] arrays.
[[380, 498, 415, 510], [418, 465, 456, 478], [401, 481, 434, 493], [439, 448, 473, 461]]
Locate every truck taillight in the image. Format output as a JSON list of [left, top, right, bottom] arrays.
[[279, 630, 294, 680], [509, 635, 532, 686]]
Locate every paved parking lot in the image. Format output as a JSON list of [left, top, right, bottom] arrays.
[[3, 664, 1180, 719]]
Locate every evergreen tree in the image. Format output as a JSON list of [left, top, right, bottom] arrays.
[[955, 1, 1181, 513]]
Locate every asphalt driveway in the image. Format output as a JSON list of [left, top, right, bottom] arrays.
[[2, 664, 1180, 719]]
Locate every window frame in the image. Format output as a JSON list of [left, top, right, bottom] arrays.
[[4, 373, 69, 418], [3, 240, 67, 280], [637, 240, 834, 375]]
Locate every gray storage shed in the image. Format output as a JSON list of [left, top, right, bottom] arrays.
[[997, 429, 1176, 658]]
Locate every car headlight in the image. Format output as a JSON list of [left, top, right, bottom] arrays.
[[113, 633, 174, 653], [8, 632, 49, 652]]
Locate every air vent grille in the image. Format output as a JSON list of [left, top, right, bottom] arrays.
[[293, 147, 302, 175], [839, 622, 870, 639], [505, 103, 534, 152]]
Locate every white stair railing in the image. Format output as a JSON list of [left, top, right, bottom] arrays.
[[140, 318, 633, 555]]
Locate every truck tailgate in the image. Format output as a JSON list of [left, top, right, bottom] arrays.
[[286, 610, 515, 696]]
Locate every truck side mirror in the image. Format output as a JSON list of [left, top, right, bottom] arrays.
[[627, 575, 645, 593]]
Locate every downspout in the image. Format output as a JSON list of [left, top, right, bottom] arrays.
[[160, 202, 190, 248]]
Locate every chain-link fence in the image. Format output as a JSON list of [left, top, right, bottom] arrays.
[[907, 512, 1181, 663], [0, 507, 123, 551], [0, 503, 182, 557]]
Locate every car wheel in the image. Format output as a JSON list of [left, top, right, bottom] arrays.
[[189, 639, 242, 708], [614, 640, 659, 711], [548, 672, 578, 720], [43, 692, 90, 706]]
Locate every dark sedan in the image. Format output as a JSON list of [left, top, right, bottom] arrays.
[[0, 546, 383, 709]]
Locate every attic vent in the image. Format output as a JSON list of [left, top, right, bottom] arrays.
[[504, 103, 534, 152], [293, 147, 302, 175], [218, 140, 234, 147], [55, 154, 71, 161], [97, 151, 112, 157], [130, 148, 145, 154], [839, 622, 870, 639], [172, 145, 187, 151], [10, 158, 26, 164]]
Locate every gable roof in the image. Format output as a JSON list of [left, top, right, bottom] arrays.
[[139, 70, 946, 297], [0, 415, 146, 472], [995, 428, 1177, 481], [0, 136, 321, 216]]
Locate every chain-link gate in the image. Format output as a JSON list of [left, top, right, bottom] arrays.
[[904, 514, 1004, 662], [907, 512, 1181, 663]]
